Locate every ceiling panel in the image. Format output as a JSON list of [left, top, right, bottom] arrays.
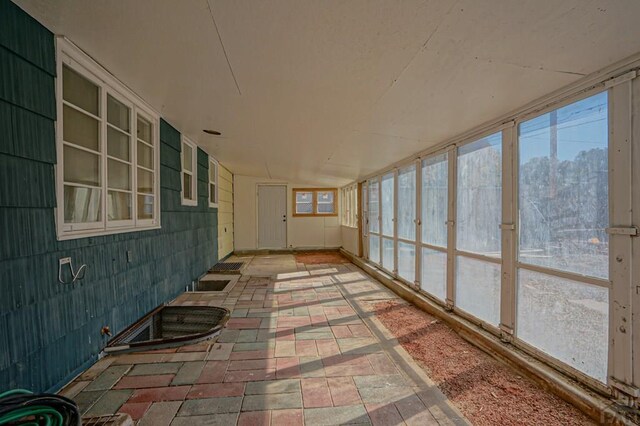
[[14, 0, 640, 186]]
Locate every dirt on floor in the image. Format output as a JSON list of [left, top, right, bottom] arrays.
[[372, 300, 594, 426], [294, 251, 351, 265]]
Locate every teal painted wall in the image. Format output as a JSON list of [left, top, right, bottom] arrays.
[[0, 0, 218, 392]]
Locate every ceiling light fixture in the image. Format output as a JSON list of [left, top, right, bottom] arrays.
[[203, 129, 222, 136]]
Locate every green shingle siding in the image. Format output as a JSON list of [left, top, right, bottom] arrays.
[[0, 101, 12, 155], [0, 154, 56, 208], [0, 1, 219, 393], [160, 141, 181, 171], [13, 105, 56, 164], [0, 47, 55, 119], [160, 119, 180, 151], [0, 0, 55, 75]]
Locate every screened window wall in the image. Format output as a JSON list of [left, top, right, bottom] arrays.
[[362, 90, 612, 386]]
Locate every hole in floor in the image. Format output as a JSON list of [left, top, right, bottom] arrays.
[[105, 305, 229, 354], [195, 279, 231, 291]]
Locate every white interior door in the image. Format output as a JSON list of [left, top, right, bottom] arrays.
[[258, 185, 287, 249]]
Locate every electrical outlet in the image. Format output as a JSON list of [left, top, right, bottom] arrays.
[[126, 250, 133, 263]]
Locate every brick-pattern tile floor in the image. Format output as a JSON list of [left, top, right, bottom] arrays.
[[60, 255, 468, 425]]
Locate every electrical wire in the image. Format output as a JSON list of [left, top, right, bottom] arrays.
[[0, 389, 80, 426]]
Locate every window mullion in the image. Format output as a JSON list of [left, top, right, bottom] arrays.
[[313, 190, 317, 215], [132, 108, 138, 227], [100, 85, 108, 231]]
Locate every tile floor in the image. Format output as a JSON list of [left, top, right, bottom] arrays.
[[60, 255, 468, 425]]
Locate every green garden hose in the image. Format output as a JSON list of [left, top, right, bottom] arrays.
[[0, 389, 80, 426]]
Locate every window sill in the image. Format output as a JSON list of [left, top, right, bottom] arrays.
[[57, 224, 161, 241], [292, 214, 338, 218], [181, 199, 198, 207], [341, 225, 359, 229]]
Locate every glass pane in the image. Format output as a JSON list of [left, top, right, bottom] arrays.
[[183, 173, 192, 200], [108, 159, 131, 190], [398, 241, 415, 282], [213, 184, 218, 204], [369, 234, 380, 264], [108, 190, 131, 221], [519, 92, 608, 279], [422, 153, 448, 247], [455, 256, 500, 325], [63, 65, 99, 115], [296, 202, 313, 214], [382, 237, 394, 272], [137, 168, 153, 194], [209, 162, 216, 182], [517, 269, 608, 382], [63, 145, 100, 186], [296, 191, 313, 213], [381, 173, 394, 237], [317, 191, 333, 203], [397, 165, 416, 241], [318, 203, 335, 214], [296, 191, 312, 203], [107, 95, 130, 132], [137, 141, 153, 169], [317, 204, 335, 213], [368, 180, 379, 233], [137, 116, 152, 143], [183, 143, 193, 172], [107, 126, 130, 161], [457, 133, 502, 256], [421, 248, 446, 301], [64, 186, 101, 223], [137, 194, 154, 220], [317, 191, 335, 214], [63, 105, 99, 151]]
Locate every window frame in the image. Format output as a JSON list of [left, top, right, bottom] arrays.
[[181, 136, 198, 206], [292, 188, 338, 217], [340, 184, 358, 227], [209, 156, 219, 208], [55, 37, 161, 241]]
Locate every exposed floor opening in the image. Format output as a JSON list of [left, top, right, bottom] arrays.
[[105, 305, 230, 354], [192, 273, 239, 293], [195, 279, 230, 292]]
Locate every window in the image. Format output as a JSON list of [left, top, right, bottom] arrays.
[[516, 92, 609, 382], [181, 137, 197, 206], [56, 39, 159, 240], [421, 153, 448, 301], [455, 132, 502, 325], [209, 157, 219, 207], [397, 164, 416, 282], [368, 179, 380, 264], [292, 188, 338, 216], [340, 184, 358, 227], [380, 172, 395, 272]]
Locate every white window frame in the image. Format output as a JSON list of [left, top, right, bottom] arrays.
[[181, 136, 198, 206], [209, 156, 219, 208], [358, 71, 638, 395], [341, 184, 358, 228], [55, 37, 161, 240]]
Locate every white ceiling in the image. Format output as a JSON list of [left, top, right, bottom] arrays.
[[15, 0, 640, 186]]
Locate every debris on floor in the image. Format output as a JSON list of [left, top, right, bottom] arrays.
[[294, 251, 350, 265], [372, 300, 594, 426]]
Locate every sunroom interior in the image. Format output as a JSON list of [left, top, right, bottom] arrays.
[[1, 0, 640, 424]]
